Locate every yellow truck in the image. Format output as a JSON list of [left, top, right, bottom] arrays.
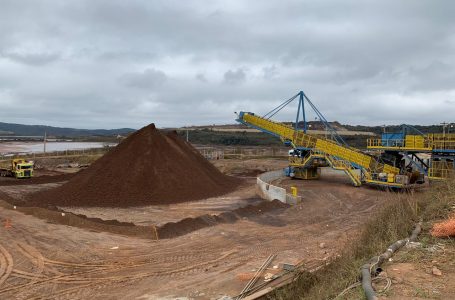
[[0, 159, 34, 178]]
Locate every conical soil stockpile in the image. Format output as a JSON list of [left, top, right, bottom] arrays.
[[31, 124, 241, 207]]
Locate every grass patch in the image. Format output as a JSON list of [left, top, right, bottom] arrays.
[[269, 178, 455, 300]]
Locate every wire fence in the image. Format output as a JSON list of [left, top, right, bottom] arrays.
[[196, 146, 289, 160], [0, 145, 289, 162], [0, 146, 112, 162]]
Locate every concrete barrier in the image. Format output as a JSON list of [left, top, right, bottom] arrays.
[[256, 170, 302, 205]]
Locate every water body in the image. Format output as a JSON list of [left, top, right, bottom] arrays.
[[0, 142, 116, 154]]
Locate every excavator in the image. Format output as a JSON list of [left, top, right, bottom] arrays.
[[0, 158, 34, 179], [236, 91, 425, 189]]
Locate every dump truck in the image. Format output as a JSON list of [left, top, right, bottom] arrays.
[[0, 159, 34, 178]]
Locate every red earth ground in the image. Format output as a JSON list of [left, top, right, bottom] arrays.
[[0, 160, 400, 299]]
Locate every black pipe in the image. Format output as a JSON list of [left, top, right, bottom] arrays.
[[361, 222, 422, 300]]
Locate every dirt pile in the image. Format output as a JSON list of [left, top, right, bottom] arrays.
[[30, 123, 241, 207], [0, 198, 287, 240], [157, 199, 288, 239]]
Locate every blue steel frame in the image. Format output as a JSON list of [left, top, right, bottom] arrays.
[[255, 90, 348, 147]]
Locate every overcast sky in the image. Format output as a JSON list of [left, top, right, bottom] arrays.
[[1, 0, 454, 129]]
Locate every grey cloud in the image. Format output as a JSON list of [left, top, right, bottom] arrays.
[[407, 61, 455, 92], [263, 65, 278, 80], [223, 69, 246, 85], [0, 0, 454, 129], [97, 51, 157, 62], [122, 68, 167, 89], [195, 73, 208, 82], [1, 51, 60, 66]]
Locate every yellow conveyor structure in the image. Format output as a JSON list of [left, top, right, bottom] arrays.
[[238, 112, 404, 187]]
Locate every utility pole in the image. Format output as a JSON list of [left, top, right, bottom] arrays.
[[186, 129, 189, 142], [441, 122, 448, 138], [43, 131, 47, 153]]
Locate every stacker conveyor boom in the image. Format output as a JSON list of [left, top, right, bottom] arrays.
[[236, 91, 423, 188]]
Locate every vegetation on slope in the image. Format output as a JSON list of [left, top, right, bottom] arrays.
[[270, 179, 455, 300]]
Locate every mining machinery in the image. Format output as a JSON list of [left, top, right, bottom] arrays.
[[236, 91, 426, 188], [367, 126, 455, 180]]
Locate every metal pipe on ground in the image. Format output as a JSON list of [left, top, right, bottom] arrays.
[[236, 254, 276, 300]]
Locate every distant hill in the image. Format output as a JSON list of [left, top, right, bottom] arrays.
[[182, 120, 347, 131], [0, 122, 135, 137], [175, 122, 448, 148], [182, 122, 447, 135], [342, 124, 448, 135]]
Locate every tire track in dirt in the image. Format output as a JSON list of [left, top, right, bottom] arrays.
[[0, 244, 13, 287], [16, 242, 45, 284], [11, 269, 47, 280], [43, 258, 109, 268], [0, 266, 112, 295], [0, 249, 6, 283], [13, 241, 64, 277], [27, 282, 99, 300], [53, 250, 230, 283], [0, 249, 238, 298], [108, 249, 238, 279], [2, 249, 211, 293]]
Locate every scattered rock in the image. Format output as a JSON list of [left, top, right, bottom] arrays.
[[319, 242, 326, 249], [432, 266, 442, 276], [264, 273, 274, 281]]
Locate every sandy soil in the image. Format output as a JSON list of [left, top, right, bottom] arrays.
[[0, 159, 394, 299]]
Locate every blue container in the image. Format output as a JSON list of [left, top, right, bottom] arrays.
[[381, 133, 404, 147]]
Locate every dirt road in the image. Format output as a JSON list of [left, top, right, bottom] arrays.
[[0, 166, 393, 299]]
